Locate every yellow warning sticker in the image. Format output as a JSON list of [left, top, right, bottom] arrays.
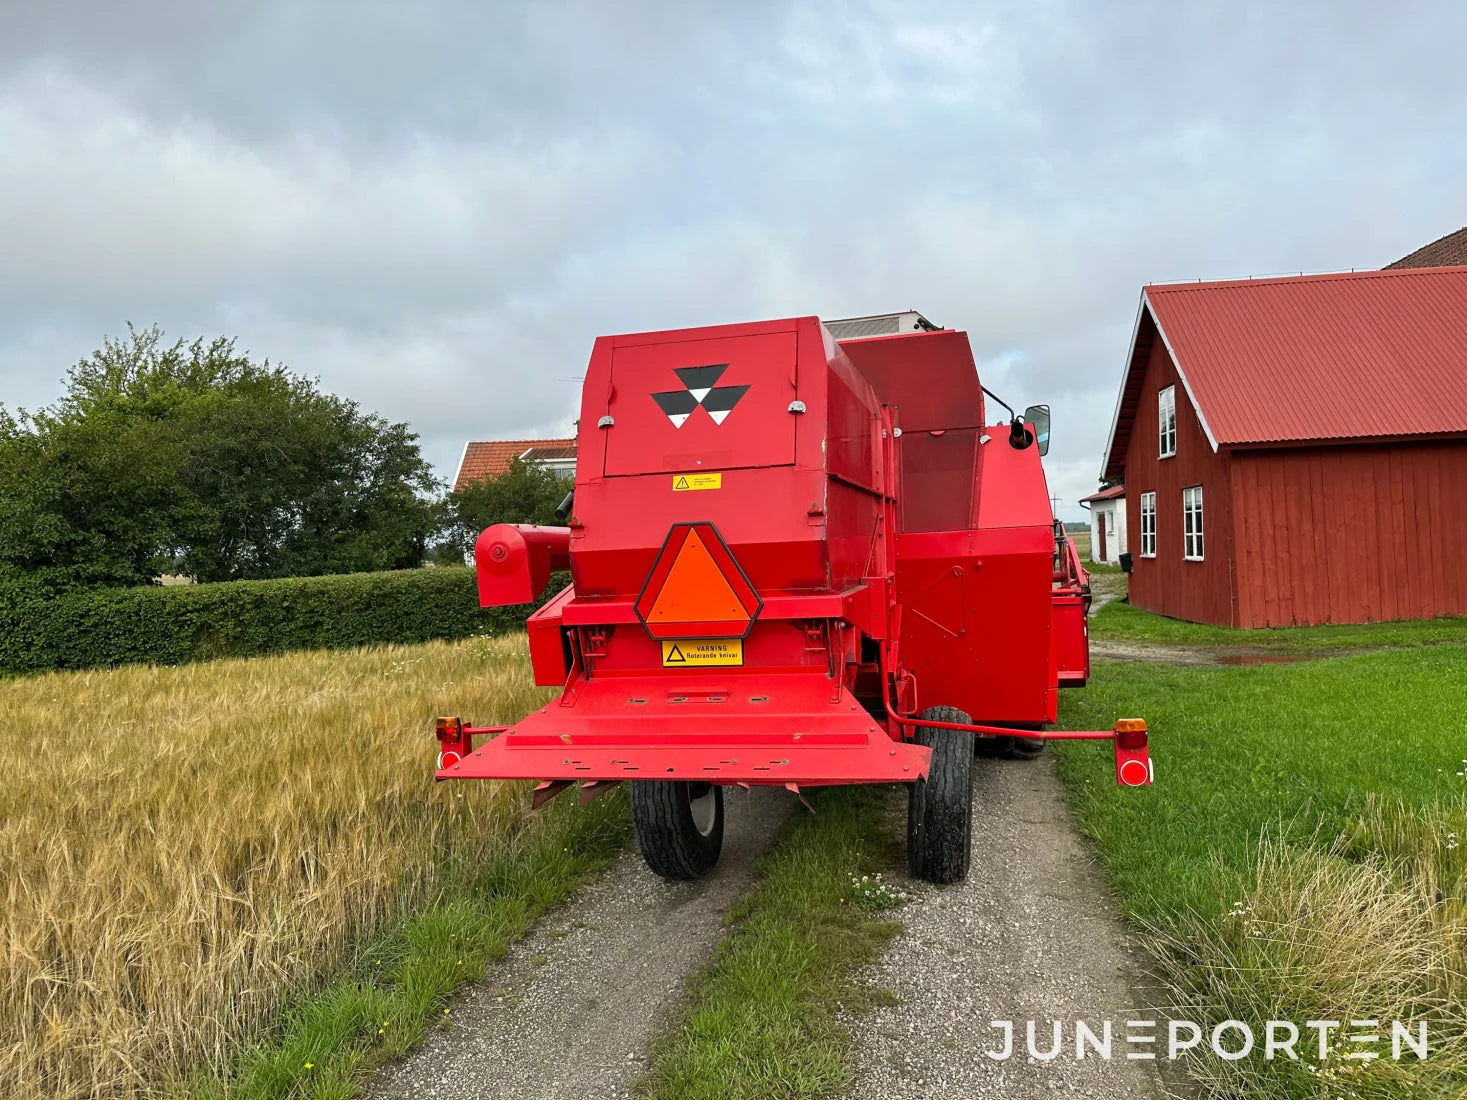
[[672, 472, 722, 491], [661, 638, 743, 667]]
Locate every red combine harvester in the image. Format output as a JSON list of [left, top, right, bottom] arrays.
[[437, 314, 1150, 883]]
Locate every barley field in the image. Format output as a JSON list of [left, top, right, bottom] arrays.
[[0, 635, 553, 1100]]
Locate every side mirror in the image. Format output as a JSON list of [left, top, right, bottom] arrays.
[[1024, 404, 1051, 457]]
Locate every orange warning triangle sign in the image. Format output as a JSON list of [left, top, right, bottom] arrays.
[[647, 527, 750, 624]]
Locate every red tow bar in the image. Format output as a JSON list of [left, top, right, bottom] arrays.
[[1010, 719, 1151, 786]]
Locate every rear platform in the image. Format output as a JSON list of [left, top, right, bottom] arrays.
[[441, 674, 930, 786]]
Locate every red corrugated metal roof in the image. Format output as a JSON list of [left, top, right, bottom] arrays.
[[1103, 266, 1467, 477], [1079, 485, 1125, 503], [453, 437, 576, 492]]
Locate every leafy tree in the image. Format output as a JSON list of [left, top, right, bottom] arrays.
[[448, 457, 568, 554], [0, 400, 189, 590], [0, 325, 442, 592]]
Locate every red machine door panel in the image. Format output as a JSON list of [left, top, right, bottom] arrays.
[[603, 331, 798, 476]]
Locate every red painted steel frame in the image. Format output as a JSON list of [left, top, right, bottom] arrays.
[[876, 651, 1150, 786], [475, 524, 571, 606], [444, 674, 932, 785], [438, 316, 1148, 793]]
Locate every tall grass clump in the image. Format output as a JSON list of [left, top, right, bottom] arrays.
[[0, 634, 572, 1099], [1147, 799, 1467, 1098]]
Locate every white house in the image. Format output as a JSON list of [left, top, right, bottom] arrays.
[[1080, 485, 1126, 565], [452, 437, 577, 492]]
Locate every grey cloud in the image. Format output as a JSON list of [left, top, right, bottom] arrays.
[[2, 0, 1464, 515]]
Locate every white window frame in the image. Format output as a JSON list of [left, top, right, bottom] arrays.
[[1158, 385, 1177, 458], [1139, 492, 1156, 557], [1183, 486, 1204, 561]]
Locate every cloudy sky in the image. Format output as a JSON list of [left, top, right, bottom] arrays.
[[3, 1, 1463, 518]]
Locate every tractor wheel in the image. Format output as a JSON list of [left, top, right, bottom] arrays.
[[975, 733, 1045, 759], [1005, 735, 1045, 759], [630, 780, 724, 881], [907, 706, 974, 884]]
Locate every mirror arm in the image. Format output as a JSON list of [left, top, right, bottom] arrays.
[[981, 385, 1015, 421]]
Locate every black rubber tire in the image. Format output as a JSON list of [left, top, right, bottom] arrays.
[[630, 781, 724, 880], [975, 733, 1046, 759], [973, 735, 1008, 758], [1006, 734, 1045, 759], [907, 706, 974, 884]]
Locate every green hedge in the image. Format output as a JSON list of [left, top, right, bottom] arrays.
[[0, 567, 553, 675]]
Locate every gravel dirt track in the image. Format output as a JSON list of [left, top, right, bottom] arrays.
[[371, 760, 1173, 1100], [845, 751, 1170, 1099], [369, 787, 793, 1100]]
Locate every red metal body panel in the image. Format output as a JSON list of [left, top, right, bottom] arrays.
[[871, 337, 1063, 724], [602, 329, 798, 475], [1052, 594, 1089, 687], [838, 330, 985, 431], [895, 525, 1056, 723], [447, 316, 1133, 789], [570, 319, 883, 603], [1053, 537, 1090, 687], [475, 524, 571, 606], [525, 585, 574, 687]]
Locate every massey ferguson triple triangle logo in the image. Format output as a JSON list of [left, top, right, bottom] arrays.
[[651, 364, 749, 428]]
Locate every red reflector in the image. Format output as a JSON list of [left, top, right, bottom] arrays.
[[1118, 758, 1149, 785], [438, 750, 462, 769], [635, 522, 761, 640]]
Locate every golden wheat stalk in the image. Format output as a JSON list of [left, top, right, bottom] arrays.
[[0, 635, 552, 1100]]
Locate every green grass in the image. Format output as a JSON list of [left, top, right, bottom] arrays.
[[181, 795, 630, 1100], [641, 787, 905, 1100], [1053, 648, 1467, 1098], [1091, 597, 1467, 651]]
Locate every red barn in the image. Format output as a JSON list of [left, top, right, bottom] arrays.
[[1101, 266, 1467, 627]]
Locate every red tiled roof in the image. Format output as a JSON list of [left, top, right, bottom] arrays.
[[1080, 485, 1125, 503], [453, 437, 576, 492], [521, 444, 576, 461], [1103, 266, 1467, 478], [1386, 226, 1467, 269]]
